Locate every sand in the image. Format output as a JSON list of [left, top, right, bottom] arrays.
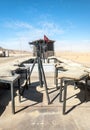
[[0, 50, 90, 68], [55, 51, 90, 67], [0, 50, 90, 130], [0, 52, 32, 65]]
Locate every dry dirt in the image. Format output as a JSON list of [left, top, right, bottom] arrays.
[[0, 50, 90, 67], [0, 51, 90, 130], [55, 51, 90, 67], [0, 52, 32, 65]]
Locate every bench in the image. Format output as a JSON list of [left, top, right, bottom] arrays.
[[57, 70, 89, 114], [0, 74, 20, 114]]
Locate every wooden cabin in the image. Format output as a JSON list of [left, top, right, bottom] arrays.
[[29, 39, 55, 59]]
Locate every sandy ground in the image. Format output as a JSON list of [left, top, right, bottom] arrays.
[[0, 51, 90, 130], [0, 50, 90, 66], [0, 65, 90, 130], [0, 52, 32, 65], [55, 51, 90, 67]]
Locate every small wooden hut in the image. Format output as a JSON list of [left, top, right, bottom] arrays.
[[29, 39, 55, 59]]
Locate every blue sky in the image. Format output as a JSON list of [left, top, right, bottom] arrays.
[[0, 0, 90, 52]]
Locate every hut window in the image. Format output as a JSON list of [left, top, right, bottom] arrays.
[[47, 43, 53, 51]]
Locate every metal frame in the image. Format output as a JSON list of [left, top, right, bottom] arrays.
[[55, 64, 89, 114], [16, 67, 30, 94], [59, 75, 89, 115], [55, 65, 66, 88], [28, 41, 50, 104], [0, 74, 20, 114]]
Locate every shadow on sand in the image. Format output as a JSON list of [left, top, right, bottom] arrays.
[[1, 79, 90, 115], [0, 83, 18, 116], [64, 82, 90, 114], [16, 81, 43, 114]]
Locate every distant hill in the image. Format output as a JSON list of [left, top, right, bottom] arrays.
[[0, 46, 31, 55]]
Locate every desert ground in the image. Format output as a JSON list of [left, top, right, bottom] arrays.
[[0, 50, 32, 65], [0, 50, 90, 130], [55, 51, 90, 67], [0, 50, 90, 67]]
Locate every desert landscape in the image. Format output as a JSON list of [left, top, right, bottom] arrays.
[[1, 46, 90, 67], [55, 51, 90, 67], [1, 0, 90, 129], [0, 48, 32, 65], [0, 48, 90, 130]]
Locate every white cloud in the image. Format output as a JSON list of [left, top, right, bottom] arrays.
[[4, 20, 63, 35], [3, 20, 64, 44], [2, 20, 90, 52], [39, 21, 64, 36], [55, 40, 90, 52], [4, 21, 33, 29], [0, 38, 31, 51]]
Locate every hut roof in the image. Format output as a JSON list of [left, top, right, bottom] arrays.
[[29, 39, 55, 45]]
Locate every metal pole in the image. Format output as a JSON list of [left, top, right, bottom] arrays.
[[59, 78, 63, 102], [40, 58, 50, 104], [35, 43, 43, 88], [11, 82, 15, 114], [29, 58, 37, 76], [18, 78, 21, 102], [37, 56, 43, 87], [85, 76, 88, 102], [63, 81, 67, 115]]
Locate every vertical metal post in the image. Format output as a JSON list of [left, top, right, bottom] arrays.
[[55, 67, 58, 87], [63, 81, 67, 115], [29, 41, 50, 104], [60, 78, 63, 102], [36, 43, 43, 88], [18, 78, 21, 102], [29, 58, 37, 75], [28, 58, 37, 85], [25, 69, 28, 89], [37, 57, 43, 87], [40, 58, 50, 104], [11, 82, 15, 114], [28, 68, 30, 85], [42, 41, 46, 63], [85, 76, 88, 102]]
